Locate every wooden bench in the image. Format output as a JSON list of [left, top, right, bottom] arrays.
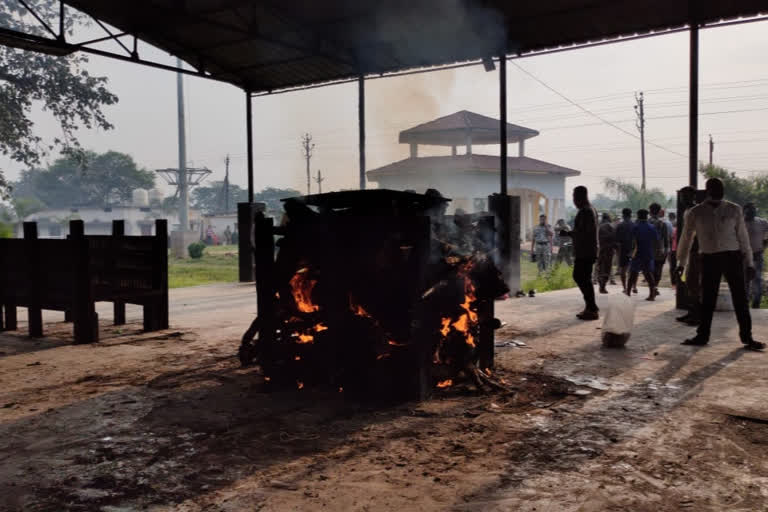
[[0, 219, 168, 343]]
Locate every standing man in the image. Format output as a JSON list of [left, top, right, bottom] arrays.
[[615, 208, 634, 293], [676, 178, 764, 350], [531, 214, 554, 273], [560, 186, 599, 320], [667, 212, 678, 285], [554, 219, 573, 266], [744, 203, 768, 309], [626, 209, 659, 300], [597, 213, 617, 294], [649, 203, 670, 296]]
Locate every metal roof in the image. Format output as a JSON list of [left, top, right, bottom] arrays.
[[61, 0, 768, 93], [367, 155, 581, 178], [399, 111, 539, 146]]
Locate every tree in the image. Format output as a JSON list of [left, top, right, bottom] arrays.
[[603, 178, 673, 212], [0, 1, 118, 198], [700, 164, 768, 211], [11, 196, 46, 220], [191, 181, 248, 214], [12, 150, 155, 208], [191, 183, 301, 215]]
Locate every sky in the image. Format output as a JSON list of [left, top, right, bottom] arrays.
[[4, 16, 768, 202]]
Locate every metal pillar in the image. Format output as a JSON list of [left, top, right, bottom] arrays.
[[358, 76, 366, 190], [246, 90, 254, 203], [499, 56, 508, 195], [689, 23, 699, 188], [176, 58, 189, 232]]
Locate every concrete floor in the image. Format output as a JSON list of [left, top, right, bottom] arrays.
[[0, 282, 766, 511]]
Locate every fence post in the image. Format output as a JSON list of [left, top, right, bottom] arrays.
[[111, 220, 126, 325], [71, 220, 98, 343], [23, 222, 43, 338], [144, 220, 169, 331]]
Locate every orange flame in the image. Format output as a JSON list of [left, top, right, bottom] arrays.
[[297, 333, 314, 344], [297, 380, 304, 389], [376, 353, 391, 360], [387, 340, 407, 346], [436, 379, 453, 388], [290, 268, 319, 313], [314, 323, 329, 332], [264, 376, 271, 382], [294, 355, 301, 361], [349, 296, 372, 318]]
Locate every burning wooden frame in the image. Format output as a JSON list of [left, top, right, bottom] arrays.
[[239, 190, 508, 401]]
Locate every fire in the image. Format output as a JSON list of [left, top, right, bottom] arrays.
[[290, 268, 319, 313], [297, 333, 314, 344], [376, 353, 391, 360], [314, 323, 328, 332], [387, 340, 407, 346], [349, 296, 372, 318], [297, 380, 304, 390], [440, 317, 451, 337], [295, 355, 301, 361], [436, 379, 453, 388]]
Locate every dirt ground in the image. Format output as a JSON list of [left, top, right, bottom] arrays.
[[1, 282, 767, 511]]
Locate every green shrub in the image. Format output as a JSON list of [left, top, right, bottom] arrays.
[[0, 222, 12, 239], [188, 241, 206, 259], [522, 263, 576, 293]]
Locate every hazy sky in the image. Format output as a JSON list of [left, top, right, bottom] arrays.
[[4, 18, 768, 201]]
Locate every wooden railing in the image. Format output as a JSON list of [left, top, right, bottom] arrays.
[[0, 219, 168, 343]]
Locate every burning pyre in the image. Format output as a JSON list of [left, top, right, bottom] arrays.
[[239, 190, 508, 400]]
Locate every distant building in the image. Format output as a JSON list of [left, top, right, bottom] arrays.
[[19, 189, 201, 238], [366, 110, 580, 238]]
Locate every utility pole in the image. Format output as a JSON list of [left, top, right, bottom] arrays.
[[223, 154, 230, 213], [176, 57, 189, 231], [301, 133, 315, 195], [315, 170, 324, 194], [709, 134, 714, 166], [634, 91, 646, 190]]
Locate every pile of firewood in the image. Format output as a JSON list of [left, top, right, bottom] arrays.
[[239, 190, 508, 400]]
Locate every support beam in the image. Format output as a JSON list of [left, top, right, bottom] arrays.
[[359, 76, 366, 190], [246, 90, 254, 202], [689, 23, 699, 188], [499, 56, 508, 195], [176, 58, 189, 233]]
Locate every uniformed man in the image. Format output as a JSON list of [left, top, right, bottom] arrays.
[[531, 214, 553, 273], [554, 218, 573, 265], [744, 203, 768, 308]]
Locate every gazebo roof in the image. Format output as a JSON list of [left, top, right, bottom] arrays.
[[367, 154, 580, 178], [398, 111, 539, 146]]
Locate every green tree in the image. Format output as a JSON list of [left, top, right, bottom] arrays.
[[603, 178, 673, 212], [700, 164, 768, 211], [12, 150, 154, 208], [192, 181, 248, 214], [253, 187, 302, 213], [0, 1, 118, 198], [11, 196, 46, 219]]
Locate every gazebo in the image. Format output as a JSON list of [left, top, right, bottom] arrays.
[[367, 111, 580, 237]]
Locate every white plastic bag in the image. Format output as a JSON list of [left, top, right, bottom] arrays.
[[601, 293, 635, 348]]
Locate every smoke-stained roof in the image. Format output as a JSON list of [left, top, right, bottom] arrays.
[[57, 0, 768, 92], [399, 111, 539, 146], [366, 155, 581, 178]]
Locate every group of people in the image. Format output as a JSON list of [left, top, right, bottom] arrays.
[[562, 180, 766, 351], [530, 216, 573, 272]]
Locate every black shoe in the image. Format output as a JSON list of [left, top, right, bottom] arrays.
[[682, 336, 708, 346], [742, 339, 766, 351], [599, 287, 608, 294], [577, 310, 599, 321], [683, 316, 700, 326], [676, 314, 691, 323]]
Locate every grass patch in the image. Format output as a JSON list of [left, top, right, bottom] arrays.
[[168, 244, 239, 288], [522, 261, 576, 293]]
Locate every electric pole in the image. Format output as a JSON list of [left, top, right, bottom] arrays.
[[315, 170, 324, 194], [301, 133, 315, 195], [223, 154, 230, 213], [634, 91, 646, 190], [709, 134, 714, 166], [176, 57, 189, 231]]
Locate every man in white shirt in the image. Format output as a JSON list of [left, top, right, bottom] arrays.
[[744, 203, 768, 308], [676, 178, 764, 351]]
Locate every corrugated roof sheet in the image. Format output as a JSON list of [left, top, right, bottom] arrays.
[[366, 155, 581, 178], [61, 0, 768, 92]]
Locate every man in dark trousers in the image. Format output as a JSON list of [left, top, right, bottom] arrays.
[[648, 203, 669, 297], [676, 178, 764, 351], [615, 208, 634, 293], [597, 212, 616, 294], [560, 186, 599, 320], [626, 209, 659, 300]]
